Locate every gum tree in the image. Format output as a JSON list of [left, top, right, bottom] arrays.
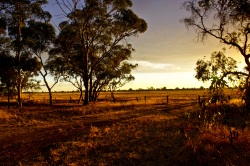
[[195, 50, 248, 103], [22, 19, 57, 105], [0, 0, 50, 107], [49, 0, 147, 105], [182, 0, 250, 108], [0, 52, 41, 108]]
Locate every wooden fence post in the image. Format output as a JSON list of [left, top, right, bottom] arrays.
[[144, 96, 146, 102], [136, 97, 138, 102], [166, 95, 169, 104]]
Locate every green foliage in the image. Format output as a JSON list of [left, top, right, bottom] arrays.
[[22, 20, 55, 53], [22, 15, 56, 105], [0, 0, 50, 106], [49, 0, 147, 104], [0, 53, 17, 97], [195, 50, 247, 89], [0, 53, 41, 97]]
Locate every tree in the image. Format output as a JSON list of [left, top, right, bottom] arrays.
[[194, 51, 248, 143], [101, 61, 137, 102], [0, 52, 41, 108], [47, 56, 85, 104], [182, 0, 250, 108], [161, 87, 167, 90], [0, 0, 50, 107], [195, 50, 247, 84], [22, 19, 57, 105], [49, 0, 147, 105], [195, 50, 247, 103], [0, 53, 16, 108]]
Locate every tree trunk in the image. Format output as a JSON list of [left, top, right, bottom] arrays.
[[83, 52, 89, 105], [43, 76, 53, 105], [244, 60, 250, 112], [48, 88, 53, 105], [245, 75, 250, 112], [89, 77, 92, 102], [17, 19, 22, 108], [84, 81, 89, 106], [7, 79, 10, 109], [78, 89, 83, 104]]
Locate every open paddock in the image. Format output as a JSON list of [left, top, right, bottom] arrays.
[[0, 89, 238, 105]]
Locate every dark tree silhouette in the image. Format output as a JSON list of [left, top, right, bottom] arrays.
[[0, 0, 50, 107], [182, 0, 250, 108], [22, 19, 57, 105], [0, 52, 41, 108]]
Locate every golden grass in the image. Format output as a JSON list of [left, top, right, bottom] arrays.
[[0, 109, 13, 120], [22, 90, 208, 100], [0, 89, 249, 165], [43, 114, 184, 165], [27, 101, 249, 165], [0, 89, 237, 106], [181, 126, 250, 166]]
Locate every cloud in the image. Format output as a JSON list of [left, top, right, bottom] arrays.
[[129, 60, 182, 73], [132, 60, 174, 69]]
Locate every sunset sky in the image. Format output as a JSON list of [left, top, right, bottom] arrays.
[[43, 0, 245, 91]]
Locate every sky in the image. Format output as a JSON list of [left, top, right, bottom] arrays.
[[42, 0, 245, 91]]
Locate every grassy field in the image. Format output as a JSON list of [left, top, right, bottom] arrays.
[[0, 90, 249, 165], [1, 88, 236, 104]]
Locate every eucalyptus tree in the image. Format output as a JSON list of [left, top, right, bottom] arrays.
[[0, 51, 41, 108], [22, 19, 57, 105], [182, 0, 250, 107], [195, 50, 248, 101], [0, 0, 51, 107], [91, 45, 138, 101], [47, 55, 85, 104], [49, 0, 147, 105], [0, 53, 16, 107]]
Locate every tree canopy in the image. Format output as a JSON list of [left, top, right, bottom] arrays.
[[195, 50, 247, 89], [0, 0, 51, 107], [49, 0, 147, 105], [22, 18, 57, 105], [182, 0, 250, 107]]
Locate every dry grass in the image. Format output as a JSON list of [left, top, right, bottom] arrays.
[[0, 109, 12, 119], [0, 90, 249, 165], [32, 105, 187, 166], [180, 126, 250, 166], [31, 103, 250, 165]]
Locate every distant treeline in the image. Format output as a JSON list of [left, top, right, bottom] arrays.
[[24, 86, 238, 93]]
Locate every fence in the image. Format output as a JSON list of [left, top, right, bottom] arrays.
[[0, 92, 241, 105], [105, 93, 241, 105], [105, 94, 199, 104]]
